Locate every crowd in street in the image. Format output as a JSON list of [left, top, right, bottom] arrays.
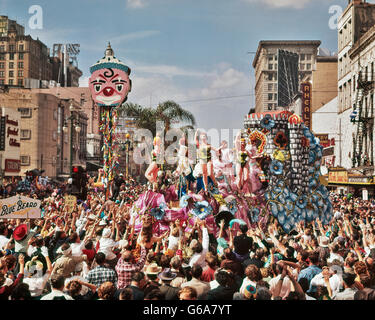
[[1, 176, 375, 300]]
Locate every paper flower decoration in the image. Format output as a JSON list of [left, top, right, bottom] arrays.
[[296, 195, 307, 209], [192, 201, 213, 220], [179, 194, 191, 208], [150, 203, 167, 220], [274, 131, 288, 150], [269, 160, 283, 175], [213, 194, 226, 206], [260, 114, 275, 130], [227, 199, 238, 215], [248, 207, 260, 223], [208, 183, 220, 195]]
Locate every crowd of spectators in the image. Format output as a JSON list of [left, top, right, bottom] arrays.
[[1, 184, 375, 301]]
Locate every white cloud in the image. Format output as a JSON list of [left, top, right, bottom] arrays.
[[135, 64, 214, 78], [242, 0, 316, 9], [110, 30, 160, 45], [126, 0, 148, 9], [79, 60, 252, 131], [126, 63, 252, 131]]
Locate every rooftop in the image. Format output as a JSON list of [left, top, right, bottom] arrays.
[[252, 40, 322, 68]]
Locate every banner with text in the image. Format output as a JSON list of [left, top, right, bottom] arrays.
[[0, 196, 41, 219]]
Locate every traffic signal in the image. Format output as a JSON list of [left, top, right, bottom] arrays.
[[71, 166, 87, 200]]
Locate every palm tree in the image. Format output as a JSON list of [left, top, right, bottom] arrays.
[[154, 100, 196, 132], [118, 100, 196, 136]]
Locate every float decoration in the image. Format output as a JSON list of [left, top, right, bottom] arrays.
[[89, 43, 132, 184]]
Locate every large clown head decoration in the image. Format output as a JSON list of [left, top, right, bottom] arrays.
[[89, 43, 131, 108]]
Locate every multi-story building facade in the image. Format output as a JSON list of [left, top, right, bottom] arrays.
[[38, 87, 101, 168], [311, 55, 338, 113], [0, 88, 87, 178], [253, 40, 321, 113], [337, 0, 375, 170], [0, 19, 53, 87]]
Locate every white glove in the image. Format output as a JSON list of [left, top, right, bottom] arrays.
[[41, 246, 49, 258]]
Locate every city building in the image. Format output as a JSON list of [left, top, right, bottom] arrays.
[[0, 107, 21, 178], [37, 87, 101, 168], [311, 54, 338, 113], [252, 40, 321, 113], [0, 18, 53, 87], [0, 87, 87, 178]]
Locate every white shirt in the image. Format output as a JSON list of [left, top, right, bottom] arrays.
[[0, 235, 10, 250], [189, 228, 209, 268], [40, 289, 74, 300], [310, 273, 343, 296], [332, 287, 357, 300], [98, 237, 119, 260], [239, 278, 257, 295], [327, 253, 344, 265], [23, 273, 51, 297], [269, 275, 293, 299], [168, 235, 180, 251], [71, 242, 85, 257]]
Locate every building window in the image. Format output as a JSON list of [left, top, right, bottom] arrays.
[[9, 62, 14, 69], [18, 62, 23, 69], [0, 45, 4, 52], [19, 44, 24, 51], [18, 108, 32, 118], [53, 109, 57, 120], [17, 70, 23, 77], [0, 71, 4, 77], [20, 155, 30, 166], [274, 93, 277, 100], [300, 54, 305, 61], [0, 62, 4, 69], [19, 53, 23, 60], [8, 79, 13, 85], [9, 70, 13, 77], [268, 73, 273, 81], [268, 83, 273, 91], [306, 64, 311, 70], [268, 104, 273, 110], [20, 129, 31, 140], [300, 64, 305, 70], [17, 79, 23, 86], [9, 45, 15, 52], [0, 53, 5, 60], [268, 55, 273, 61], [306, 54, 312, 60], [0, 79, 4, 85], [53, 131, 57, 141], [268, 93, 273, 101], [9, 53, 14, 60], [268, 64, 273, 70]]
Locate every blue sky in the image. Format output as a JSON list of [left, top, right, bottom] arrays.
[[1, 0, 349, 132]]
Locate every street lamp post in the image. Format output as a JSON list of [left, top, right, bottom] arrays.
[[63, 103, 81, 177]]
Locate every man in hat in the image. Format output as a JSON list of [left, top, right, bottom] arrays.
[[158, 268, 180, 300], [52, 243, 88, 279], [143, 263, 162, 296], [13, 223, 37, 256]]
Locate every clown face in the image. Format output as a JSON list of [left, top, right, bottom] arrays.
[[89, 68, 131, 107]]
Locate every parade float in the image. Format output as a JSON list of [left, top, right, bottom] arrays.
[[89, 45, 332, 236], [129, 111, 333, 236]]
